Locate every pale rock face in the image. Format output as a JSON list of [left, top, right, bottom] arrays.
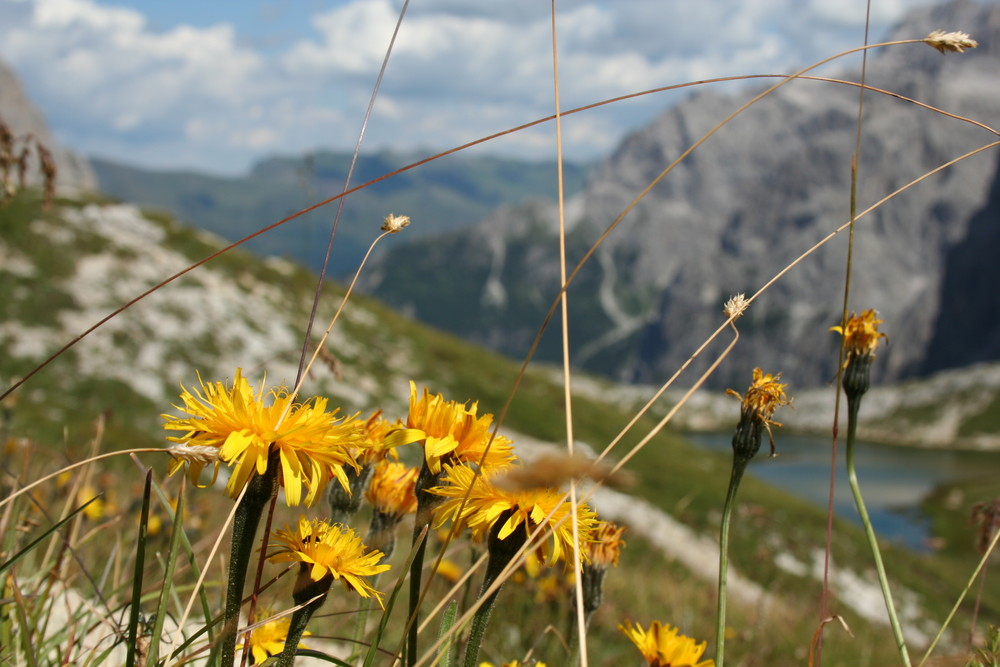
[[364, 0, 1000, 389], [0, 60, 97, 194]]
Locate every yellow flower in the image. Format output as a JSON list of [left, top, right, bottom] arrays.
[[618, 620, 714, 667], [436, 558, 463, 584], [586, 520, 626, 568], [356, 410, 409, 466], [162, 369, 362, 506], [430, 464, 598, 566], [830, 309, 887, 362], [400, 381, 516, 474], [479, 662, 547, 667], [268, 517, 391, 608], [366, 460, 419, 517], [237, 608, 310, 665], [77, 484, 106, 521]]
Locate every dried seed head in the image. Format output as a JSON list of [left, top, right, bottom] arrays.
[[924, 29, 978, 54], [492, 451, 632, 491], [168, 444, 221, 465], [723, 293, 749, 320], [381, 213, 411, 233]]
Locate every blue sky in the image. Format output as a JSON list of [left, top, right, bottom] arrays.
[[1, 0, 946, 174]]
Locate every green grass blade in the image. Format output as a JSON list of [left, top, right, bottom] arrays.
[[125, 469, 153, 667], [291, 649, 352, 665], [0, 497, 99, 577], [147, 471, 216, 648], [9, 577, 39, 667], [146, 477, 185, 663]]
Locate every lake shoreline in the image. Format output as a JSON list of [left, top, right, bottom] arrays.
[[665, 360, 1000, 453]]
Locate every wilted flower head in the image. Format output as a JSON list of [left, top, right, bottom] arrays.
[[381, 212, 411, 233], [831, 310, 888, 400], [925, 29, 978, 54], [575, 520, 626, 617], [830, 309, 887, 362], [586, 520, 626, 568], [727, 368, 789, 429], [618, 620, 714, 667], [726, 368, 790, 459]]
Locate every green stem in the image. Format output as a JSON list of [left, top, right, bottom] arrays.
[[355, 512, 399, 659], [352, 572, 382, 660], [715, 460, 748, 667], [462, 576, 502, 667], [461, 510, 526, 667], [220, 460, 278, 667], [277, 577, 329, 667], [845, 397, 911, 667], [406, 461, 440, 667]]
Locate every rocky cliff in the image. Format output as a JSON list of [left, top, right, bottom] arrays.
[[362, 0, 1000, 389], [0, 60, 96, 194]]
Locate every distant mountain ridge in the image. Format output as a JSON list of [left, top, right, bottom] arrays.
[[360, 0, 1000, 389], [91, 150, 588, 275]]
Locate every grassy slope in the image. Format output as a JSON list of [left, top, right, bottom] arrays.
[[1, 191, 994, 665]]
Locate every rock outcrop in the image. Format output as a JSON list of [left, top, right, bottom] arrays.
[[0, 60, 96, 194]]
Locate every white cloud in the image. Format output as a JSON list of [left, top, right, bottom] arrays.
[[0, 0, 957, 173]]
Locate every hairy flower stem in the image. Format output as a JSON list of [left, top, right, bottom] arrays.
[[220, 458, 279, 667], [845, 396, 911, 667], [715, 457, 749, 667], [568, 565, 605, 666], [407, 462, 441, 667], [276, 576, 330, 667], [463, 512, 527, 667]]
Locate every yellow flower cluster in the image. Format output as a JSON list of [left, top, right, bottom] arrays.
[[162, 373, 606, 621]]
